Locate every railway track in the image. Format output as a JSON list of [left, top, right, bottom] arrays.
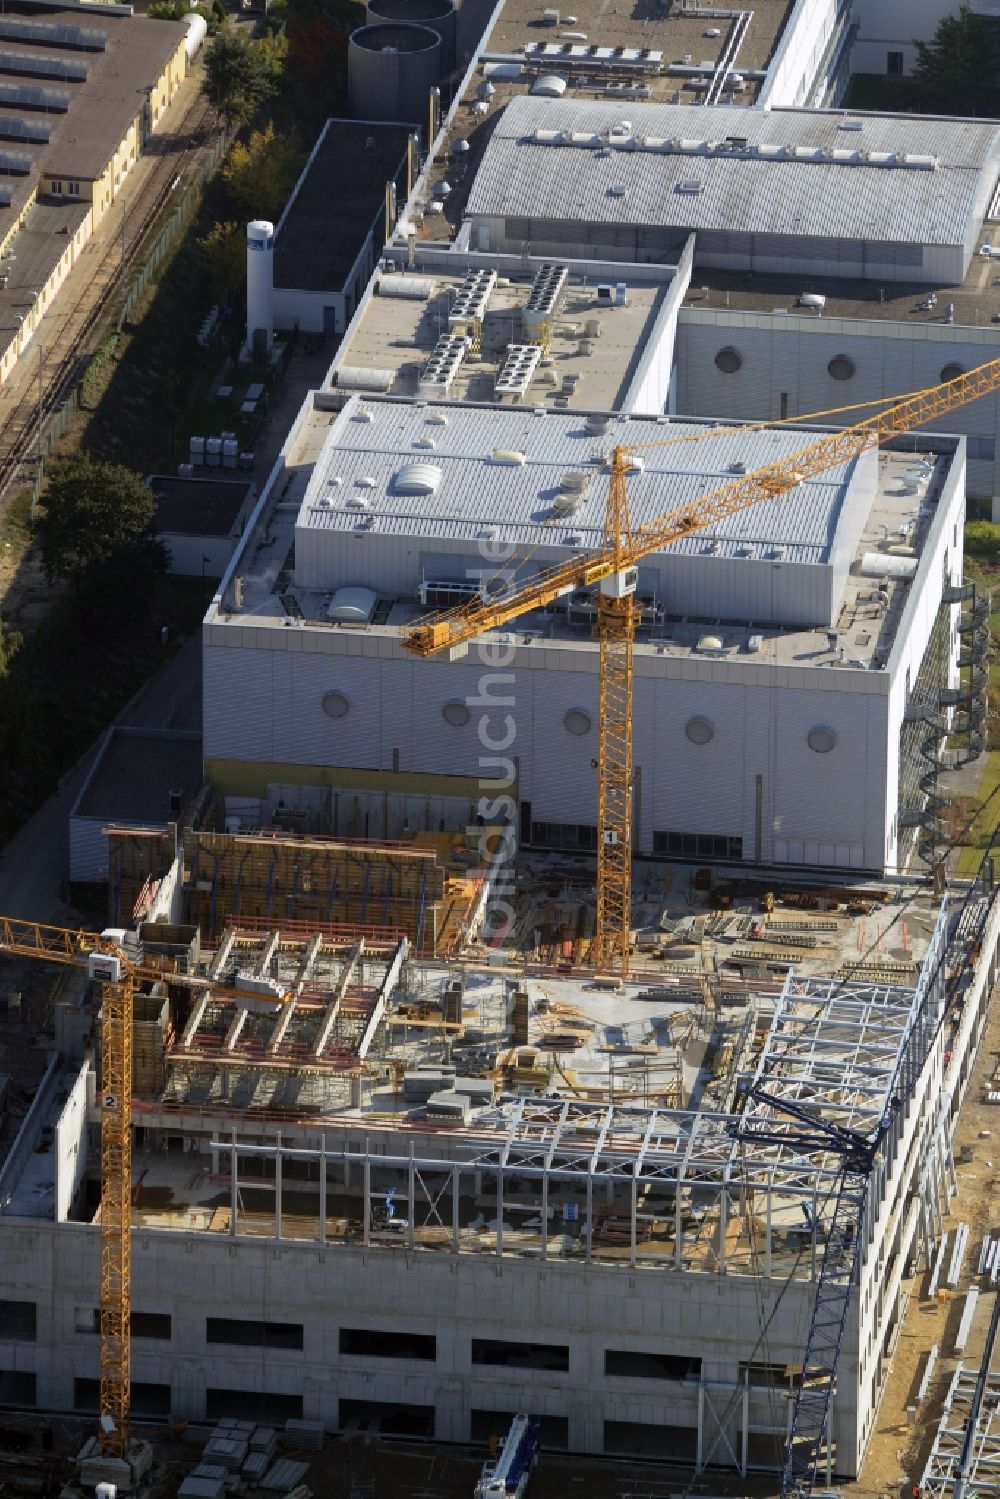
[[0, 91, 219, 512]]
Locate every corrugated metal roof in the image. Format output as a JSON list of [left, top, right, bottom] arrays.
[[297, 397, 857, 566], [465, 99, 1000, 247]]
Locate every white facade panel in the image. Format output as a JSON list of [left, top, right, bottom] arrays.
[[759, 0, 846, 107], [205, 630, 898, 870], [676, 311, 1000, 499]]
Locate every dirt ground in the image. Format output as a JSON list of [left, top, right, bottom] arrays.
[[852, 979, 1000, 1499]]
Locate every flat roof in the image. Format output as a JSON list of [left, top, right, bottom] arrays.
[[331, 256, 674, 412], [464, 99, 1000, 249], [481, 0, 795, 108], [150, 475, 255, 539], [298, 396, 859, 562], [213, 397, 955, 672], [74, 727, 203, 825], [274, 120, 412, 293]]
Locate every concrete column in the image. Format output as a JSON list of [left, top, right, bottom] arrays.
[[275, 1130, 282, 1241], [363, 1156, 371, 1247], [319, 1137, 327, 1247], [451, 1165, 459, 1253], [541, 1171, 548, 1261], [230, 1128, 238, 1239], [496, 1169, 504, 1259], [407, 1148, 416, 1251]]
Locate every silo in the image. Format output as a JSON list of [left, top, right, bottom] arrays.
[[365, 0, 456, 73], [349, 23, 442, 126], [246, 219, 274, 355]]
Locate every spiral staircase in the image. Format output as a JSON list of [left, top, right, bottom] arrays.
[[900, 582, 990, 868]]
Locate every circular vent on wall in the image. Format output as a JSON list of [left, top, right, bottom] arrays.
[[940, 362, 965, 384], [827, 355, 855, 381], [443, 700, 471, 727], [564, 708, 592, 736], [807, 724, 837, 753], [715, 347, 742, 374], [685, 716, 714, 745], [322, 691, 350, 719]]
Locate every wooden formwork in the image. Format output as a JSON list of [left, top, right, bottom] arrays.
[[181, 828, 449, 952], [105, 827, 177, 928]]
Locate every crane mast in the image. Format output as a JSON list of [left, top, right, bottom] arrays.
[[98, 978, 132, 1455], [593, 449, 637, 973]]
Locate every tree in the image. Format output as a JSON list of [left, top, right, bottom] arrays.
[[223, 122, 305, 220], [203, 29, 287, 127], [913, 5, 1000, 116], [34, 454, 167, 600], [198, 220, 246, 302]]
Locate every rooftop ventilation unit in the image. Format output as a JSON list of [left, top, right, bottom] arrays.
[[417, 334, 469, 398], [448, 267, 496, 329], [495, 343, 543, 401], [523, 261, 568, 336]]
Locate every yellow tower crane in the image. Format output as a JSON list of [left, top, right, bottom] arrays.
[[0, 916, 290, 1459], [404, 357, 1000, 973]]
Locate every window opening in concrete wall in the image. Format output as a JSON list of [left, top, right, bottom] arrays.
[[605, 1349, 702, 1380], [471, 1338, 569, 1371], [603, 1420, 697, 1458], [339, 1399, 434, 1437], [0, 1301, 36, 1341], [471, 1410, 568, 1448], [206, 1318, 304, 1350], [339, 1327, 437, 1360], [886, 51, 903, 74], [132, 1312, 172, 1340], [206, 1389, 304, 1423], [529, 821, 597, 851], [739, 1359, 795, 1388], [0, 1372, 36, 1407], [654, 831, 743, 860], [75, 1379, 169, 1415]]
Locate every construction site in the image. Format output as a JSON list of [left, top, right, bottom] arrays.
[[6, 0, 1000, 1498], [0, 808, 997, 1499]]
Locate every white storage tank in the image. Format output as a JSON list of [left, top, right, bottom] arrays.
[[183, 11, 207, 61], [246, 219, 274, 355], [206, 437, 222, 468], [189, 436, 205, 466], [223, 439, 239, 469], [348, 23, 442, 125], [365, 0, 456, 72]]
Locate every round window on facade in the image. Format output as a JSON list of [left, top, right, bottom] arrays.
[[443, 700, 471, 727], [714, 346, 742, 374], [940, 362, 965, 384], [807, 724, 837, 754], [827, 355, 855, 382], [322, 691, 350, 719], [564, 708, 592, 736], [685, 716, 714, 745]]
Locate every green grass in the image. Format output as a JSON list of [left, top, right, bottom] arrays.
[[956, 751, 1000, 877]]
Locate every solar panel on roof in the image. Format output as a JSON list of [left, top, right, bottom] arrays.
[[0, 114, 49, 143], [0, 149, 32, 174], [0, 50, 88, 81], [0, 81, 70, 112], [0, 18, 106, 51]]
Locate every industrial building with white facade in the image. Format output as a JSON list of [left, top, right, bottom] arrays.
[[6, 1, 1000, 1493]]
